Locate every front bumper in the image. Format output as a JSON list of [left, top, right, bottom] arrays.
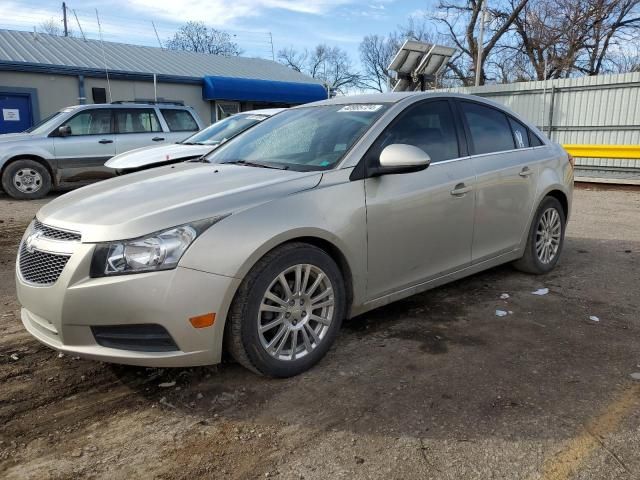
[[16, 242, 240, 367]]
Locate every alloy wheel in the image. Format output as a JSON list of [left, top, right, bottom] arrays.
[[536, 207, 562, 264], [257, 264, 335, 361]]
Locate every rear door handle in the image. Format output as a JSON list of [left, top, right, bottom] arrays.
[[152, 137, 165, 142], [450, 183, 472, 196], [98, 139, 113, 144], [519, 167, 533, 177]]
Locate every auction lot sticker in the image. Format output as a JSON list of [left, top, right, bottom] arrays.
[[338, 105, 383, 112]]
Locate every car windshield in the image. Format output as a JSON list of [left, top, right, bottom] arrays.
[[25, 109, 73, 134], [206, 104, 390, 171], [182, 113, 268, 146]]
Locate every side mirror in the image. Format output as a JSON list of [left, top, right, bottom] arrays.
[[58, 125, 72, 137], [371, 143, 431, 176]]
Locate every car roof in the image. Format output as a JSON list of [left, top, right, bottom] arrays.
[[61, 103, 194, 110], [239, 108, 285, 116], [298, 91, 502, 107]]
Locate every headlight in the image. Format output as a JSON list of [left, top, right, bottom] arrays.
[[90, 217, 226, 277]]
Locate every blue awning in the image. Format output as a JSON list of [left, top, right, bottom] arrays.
[[203, 76, 327, 104]]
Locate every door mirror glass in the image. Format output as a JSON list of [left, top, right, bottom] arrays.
[[58, 125, 72, 136], [377, 143, 431, 174]]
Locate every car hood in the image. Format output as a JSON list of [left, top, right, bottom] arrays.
[[0, 132, 35, 143], [104, 143, 215, 169], [37, 162, 322, 242]]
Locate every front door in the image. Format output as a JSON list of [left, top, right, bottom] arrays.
[[364, 99, 475, 300], [457, 100, 538, 263], [53, 108, 116, 183]]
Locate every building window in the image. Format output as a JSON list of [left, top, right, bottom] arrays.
[[216, 102, 240, 121]]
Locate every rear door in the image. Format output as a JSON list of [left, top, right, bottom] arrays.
[[457, 100, 538, 263], [53, 108, 116, 183], [364, 99, 476, 300], [114, 108, 166, 154]]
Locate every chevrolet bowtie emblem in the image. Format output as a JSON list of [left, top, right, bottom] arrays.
[[24, 230, 42, 254]]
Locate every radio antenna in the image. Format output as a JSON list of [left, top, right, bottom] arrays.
[[95, 9, 112, 103]]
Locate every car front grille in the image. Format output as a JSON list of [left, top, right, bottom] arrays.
[[33, 219, 81, 242], [18, 243, 71, 286]]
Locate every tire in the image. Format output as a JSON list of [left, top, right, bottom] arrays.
[[513, 196, 566, 274], [225, 242, 346, 377], [1, 159, 52, 200]]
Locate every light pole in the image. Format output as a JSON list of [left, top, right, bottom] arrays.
[[475, 0, 488, 87]]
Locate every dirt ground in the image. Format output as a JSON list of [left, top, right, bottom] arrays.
[[0, 185, 639, 480]]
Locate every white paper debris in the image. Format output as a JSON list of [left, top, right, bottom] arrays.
[[531, 288, 549, 296], [158, 381, 176, 388], [630, 373, 640, 381], [589, 316, 600, 322], [58, 352, 65, 358], [495, 310, 508, 317], [10, 353, 19, 361], [500, 293, 510, 299]]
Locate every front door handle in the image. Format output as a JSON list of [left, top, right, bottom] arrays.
[[152, 137, 165, 142], [450, 183, 472, 196], [519, 167, 533, 177], [98, 139, 113, 144]]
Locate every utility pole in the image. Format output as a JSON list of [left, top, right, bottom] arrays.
[[474, 0, 487, 87], [62, 2, 68, 37]]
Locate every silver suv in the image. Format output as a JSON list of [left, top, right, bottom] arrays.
[[0, 102, 203, 199]]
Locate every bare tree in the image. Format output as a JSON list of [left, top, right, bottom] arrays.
[[278, 44, 359, 94], [431, 0, 529, 85], [166, 22, 242, 56], [509, 0, 640, 80], [359, 34, 398, 92], [38, 17, 73, 37]]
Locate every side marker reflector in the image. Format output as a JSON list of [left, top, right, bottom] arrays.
[[189, 313, 216, 328]]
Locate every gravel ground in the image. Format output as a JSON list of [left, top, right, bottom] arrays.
[[0, 185, 639, 480]]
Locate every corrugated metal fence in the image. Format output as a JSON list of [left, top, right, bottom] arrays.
[[438, 72, 640, 179]]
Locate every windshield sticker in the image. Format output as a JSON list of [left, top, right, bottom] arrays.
[[338, 104, 383, 113], [245, 115, 267, 121]]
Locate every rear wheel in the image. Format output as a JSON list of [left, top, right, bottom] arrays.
[[513, 196, 566, 274], [225, 242, 345, 377], [1, 159, 52, 200]]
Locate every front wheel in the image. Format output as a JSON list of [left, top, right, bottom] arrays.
[[1, 159, 52, 200], [225, 243, 346, 377], [513, 196, 566, 274]]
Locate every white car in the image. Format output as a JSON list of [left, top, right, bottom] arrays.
[[105, 108, 283, 172]]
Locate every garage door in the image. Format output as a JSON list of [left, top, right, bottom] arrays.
[[0, 94, 32, 134]]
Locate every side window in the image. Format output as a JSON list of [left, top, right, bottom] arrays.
[[62, 109, 112, 136], [529, 130, 544, 146], [115, 109, 161, 134], [161, 109, 199, 132], [374, 100, 459, 163], [508, 117, 530, 148], [460, 102, 515, 155]]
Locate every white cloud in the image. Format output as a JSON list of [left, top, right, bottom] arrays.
[[115, 0, 356, 25]]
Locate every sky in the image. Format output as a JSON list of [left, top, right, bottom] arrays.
[[3, 0, 432, 64]]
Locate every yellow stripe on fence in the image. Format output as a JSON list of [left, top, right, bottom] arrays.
[[562, 144, 640, 159]]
